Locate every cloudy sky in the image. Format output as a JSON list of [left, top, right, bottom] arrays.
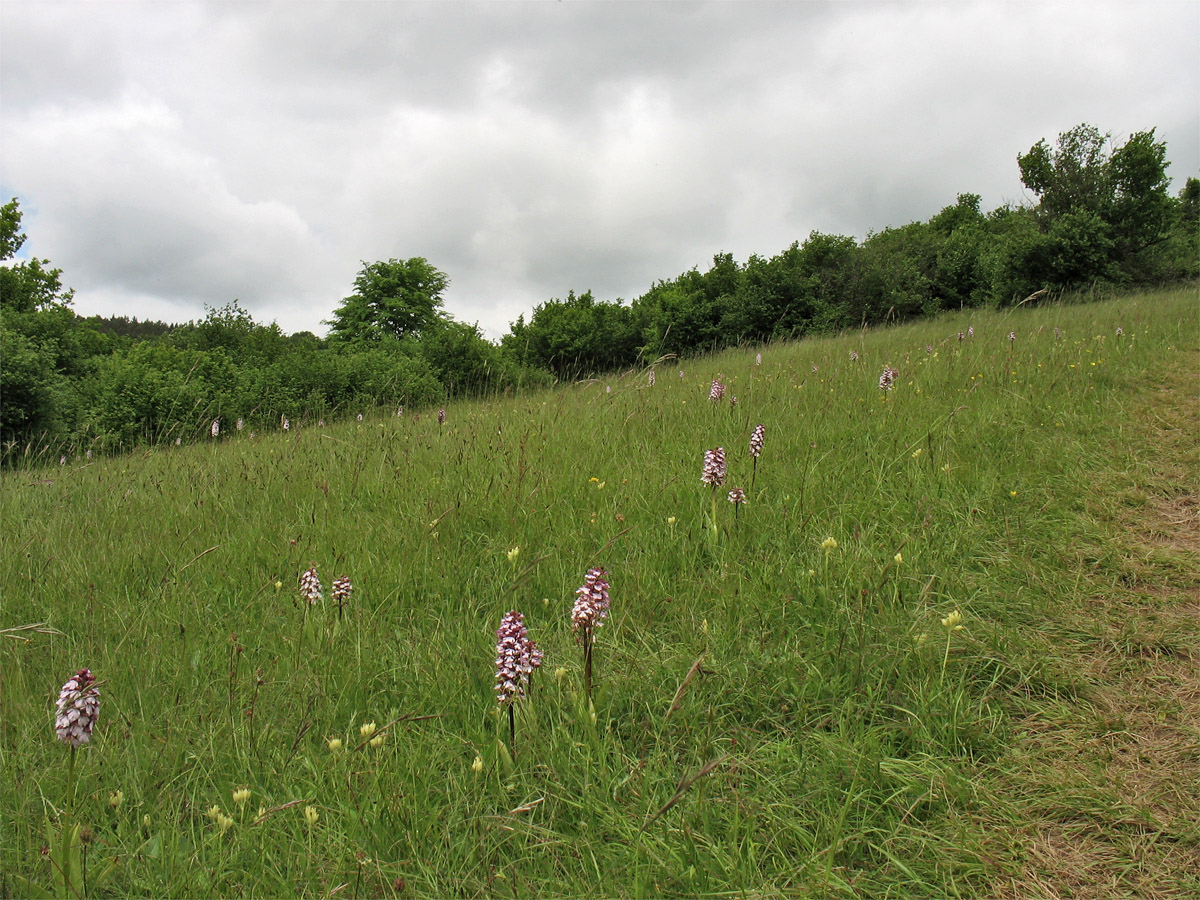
[[3, 1, 1197, 340]]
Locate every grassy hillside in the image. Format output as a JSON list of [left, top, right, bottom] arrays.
[[2, 285, 1196, 898]]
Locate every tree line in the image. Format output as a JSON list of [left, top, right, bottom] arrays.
[[2, 123, 1196, 462]]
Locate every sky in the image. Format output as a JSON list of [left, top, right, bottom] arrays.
[[2, 1, 1197, 341]]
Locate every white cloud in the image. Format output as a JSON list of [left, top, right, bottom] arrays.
[[2, 0, 1196, 340]]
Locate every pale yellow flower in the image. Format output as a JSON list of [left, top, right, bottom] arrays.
[[217, 813, 234, 834], [369, 734, 385, 749], [911, 448, 923, 459], [506, 546, 520, 562], [667, 516, 677, 526], [303, 806, 319, 826], [327, 737, 343, 752], [941, 610, 964, 631], [471, 756, 484, 774], [821, 537, 838, 552], [359, 721, 377, 739], [206, 805, 222, 821], [893, 553, 903, 565], [232, 788, 251, 807], [109, 790, 124, 809]]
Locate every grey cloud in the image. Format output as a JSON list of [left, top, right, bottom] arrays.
[[1, 0, 1196, 341]]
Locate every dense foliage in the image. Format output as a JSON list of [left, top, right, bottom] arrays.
[[2, 124, 1195, 462]]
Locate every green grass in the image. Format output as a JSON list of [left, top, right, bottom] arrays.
[[2, 285, 1196, 898]]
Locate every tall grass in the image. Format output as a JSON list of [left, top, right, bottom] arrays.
[[1, 286, 1195, 898]]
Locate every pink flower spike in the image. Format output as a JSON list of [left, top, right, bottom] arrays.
[[299, 564, 322, 605], [749, 424, 765, 459], [496, 610, 542, 706], [701, 447, 727, 487], [55, 669, 100, 747], [571, 567, 611, 643]]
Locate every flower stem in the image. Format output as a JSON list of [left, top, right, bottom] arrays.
[[66, 745, 77, 820], [583, 635, 593, 702]]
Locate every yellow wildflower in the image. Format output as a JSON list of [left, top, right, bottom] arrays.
[[941, 610, 964, 631]]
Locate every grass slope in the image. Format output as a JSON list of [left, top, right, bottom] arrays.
[[1, 285, 1196, 898]]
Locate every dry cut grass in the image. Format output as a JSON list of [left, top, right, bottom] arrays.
[[992, 356, 1200, 899]]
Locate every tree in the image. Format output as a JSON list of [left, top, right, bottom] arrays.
[[0, 199, 85, 441], [1017, 124, 1174, 278], [0, 198, 75, 315], [1180, 177, 1200, 229], [325, 258, 448, 344]]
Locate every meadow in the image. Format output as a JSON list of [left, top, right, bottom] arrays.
[[2, 285, 1196, 898]]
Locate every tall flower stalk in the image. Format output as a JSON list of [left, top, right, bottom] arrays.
[[708, 379, 726, 404], [495, 610, 543, 747], [749, 424, 764, 489], [572, 567, 610, 702], [56, 666, 100, 817], [48, 668, 101, 898], [701, 447, 727, 540], [879, 366, 898, 396], [331, 575, 353, 620], [728, 487, 746, 522]]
